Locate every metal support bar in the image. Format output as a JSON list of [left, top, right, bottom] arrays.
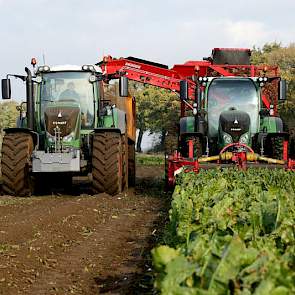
[[188, 139, 194, 159], [283, 140, 288, 161]]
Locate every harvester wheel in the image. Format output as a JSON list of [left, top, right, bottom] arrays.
[[164, 126, 178, 156], [270, 137, 284, 160], [180, 136, 203, 158], [92, 132, 123, 195], [128, 141, 135, 187], [1, 132, 34, 197], [194, 137, 203, 158]]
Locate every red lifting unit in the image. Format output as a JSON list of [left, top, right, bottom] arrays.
[[99, 48, 294, 188]]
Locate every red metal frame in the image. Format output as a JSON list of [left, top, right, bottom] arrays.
[[219, 143, 255, 170], [100, 56, 187, 92], [283, 140, 289, 161], [219, 142, 255, 154], [100, 54, 280, 115], [288, 159, 295, 171], [166, 146, 294, 187], [167, 151, 199, 187]]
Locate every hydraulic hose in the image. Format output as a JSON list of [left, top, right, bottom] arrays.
[[198, 152, 285, 165], [256, 155, 285, 165]]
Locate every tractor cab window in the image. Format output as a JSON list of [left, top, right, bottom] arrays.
[[207, 78, 259, 137], [40, 72, 95, 128]]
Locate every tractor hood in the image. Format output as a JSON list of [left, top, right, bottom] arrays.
[[219, 109, 250, 142], [44, 102, 81, 139]]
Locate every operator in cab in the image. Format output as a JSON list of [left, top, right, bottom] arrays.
[[59, 82, 80, 101]]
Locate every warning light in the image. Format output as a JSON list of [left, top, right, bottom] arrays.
[[31, 58, 37, 66]]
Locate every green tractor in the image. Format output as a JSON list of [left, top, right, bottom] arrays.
[[177, 48, 288, 161], [1, 62, 135, 196]]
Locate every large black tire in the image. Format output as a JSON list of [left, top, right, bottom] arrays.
[[165, 126, 178, 156], [121, 135, 128, 191], [193, 137, 203, 158], [92, 132, 123, 195], [128, 141, 135, 187], [270, 137, 284, 160], [1, 133, 33, 197], [180, 136, 203, 158]]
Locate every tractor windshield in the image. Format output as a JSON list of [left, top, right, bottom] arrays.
[[207, 78, 259, 137], [40, 72, 94, 128]]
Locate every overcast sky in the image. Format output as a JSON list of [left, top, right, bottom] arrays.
[[0, 0, 294, 99]]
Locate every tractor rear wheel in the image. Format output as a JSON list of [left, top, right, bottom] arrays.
[[92, 132, 123, 195], [121, 135, 128, 191], [1, 132, 34, 197]]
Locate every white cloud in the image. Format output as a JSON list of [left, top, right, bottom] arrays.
[[223, 20, 275, 47], [0, 0, 294, 99], [223, 19, 295, 48]]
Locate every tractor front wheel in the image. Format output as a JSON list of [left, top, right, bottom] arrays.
[[1, 132, 34, 197]]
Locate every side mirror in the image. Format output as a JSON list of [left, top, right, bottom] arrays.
[[119, 76, 128, 97], [2, 79, 11, 99], [279, 79, 287, 101], [180, 80, 188, 101]]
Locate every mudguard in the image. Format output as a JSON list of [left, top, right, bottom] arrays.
[[4, 128, 39, 147]]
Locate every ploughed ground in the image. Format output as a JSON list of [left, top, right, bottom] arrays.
[[0, 164, 169, 294]]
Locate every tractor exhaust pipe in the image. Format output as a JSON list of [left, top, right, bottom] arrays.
[[25, 67, 34, 130]]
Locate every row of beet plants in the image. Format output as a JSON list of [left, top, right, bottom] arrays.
[[152, 168, 295, 295]]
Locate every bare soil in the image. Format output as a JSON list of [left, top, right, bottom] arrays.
[[0, 165, 169, 294]]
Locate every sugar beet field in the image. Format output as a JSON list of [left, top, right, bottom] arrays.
[[0, 156, 294, 294]]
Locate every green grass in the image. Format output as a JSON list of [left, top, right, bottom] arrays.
[[136, 153, 165, 166]]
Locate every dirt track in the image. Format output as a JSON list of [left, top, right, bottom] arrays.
[[0, 165, 168, 294]]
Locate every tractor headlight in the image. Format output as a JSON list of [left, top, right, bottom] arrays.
[[38, 65, 50, 72], [82, 65, 95, 71], [89, 74, 97, 82], [223, 133, 232, 144], [239, 133, 249, 144], [63, 132, 75, 142], [43, 65, 50, 72]]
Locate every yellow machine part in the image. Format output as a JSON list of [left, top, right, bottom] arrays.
[[198, 152, 285, 165], [103, 82, 136, 142], [114, 95, 136, 142]]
